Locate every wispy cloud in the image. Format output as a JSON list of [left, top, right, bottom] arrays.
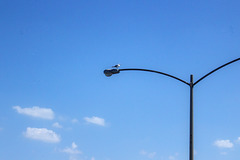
[[24, 127, 60, 143], [214, 139, 234, 148], [13, 106, 54, 120], [52, 122, 63, 128], [62, 142, 82, 160], [61, 142, 96, 160], [168, 155, 175, 160], [140, 150, 156, 159], [220, 152, 228, 155], [71, 118, 79, 123], [194, 150, 197, 155], [62, 142, 82, 154], [168, 153, 179, 160], [237, 137, 240, 143], [84, 116, 105, 126]]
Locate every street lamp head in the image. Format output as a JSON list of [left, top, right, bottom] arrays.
[[104, 69, 120, 77]]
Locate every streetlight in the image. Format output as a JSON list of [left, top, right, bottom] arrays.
[[104, 58, 240, 160]]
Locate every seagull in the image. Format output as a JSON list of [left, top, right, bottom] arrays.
[[112, 64, 120, 68]]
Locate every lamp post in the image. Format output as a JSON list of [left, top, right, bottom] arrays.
[[103, 58, 240, 160]]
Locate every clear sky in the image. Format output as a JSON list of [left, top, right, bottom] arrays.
[[0, 0, 240, 160]]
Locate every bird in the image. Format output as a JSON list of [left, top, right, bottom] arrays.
[[112, 64, 120, 68]]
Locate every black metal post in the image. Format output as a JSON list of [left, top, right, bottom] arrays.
[[190, 75, 194, 160]]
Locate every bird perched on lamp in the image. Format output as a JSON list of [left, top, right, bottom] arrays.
[[112, 64, 120, 69]]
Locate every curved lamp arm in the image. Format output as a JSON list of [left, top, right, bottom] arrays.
[[104, 68, 189, 86], [194, 58, 240, 86], [104, 57, 240, 87]]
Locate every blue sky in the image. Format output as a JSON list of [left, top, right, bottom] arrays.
[[0, 0, 240, 160]]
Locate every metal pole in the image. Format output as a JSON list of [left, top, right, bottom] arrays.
[[190, 75, 194, 160]]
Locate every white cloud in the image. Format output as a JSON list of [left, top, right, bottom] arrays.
[[84, 116, 105, 126], [140, 150, 156, 159], [61, 143, 95, 160], [24, 127, 60, 143], [72, 142, 77, 149], [52, 122, 62, 128], [237, 137, 240, 142], [214, 140, 234, 148], [62, 142, 81, 154], [13, 106, 54, 120]]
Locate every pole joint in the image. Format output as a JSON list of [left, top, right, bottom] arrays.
[[190, 74, 194, 88]]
